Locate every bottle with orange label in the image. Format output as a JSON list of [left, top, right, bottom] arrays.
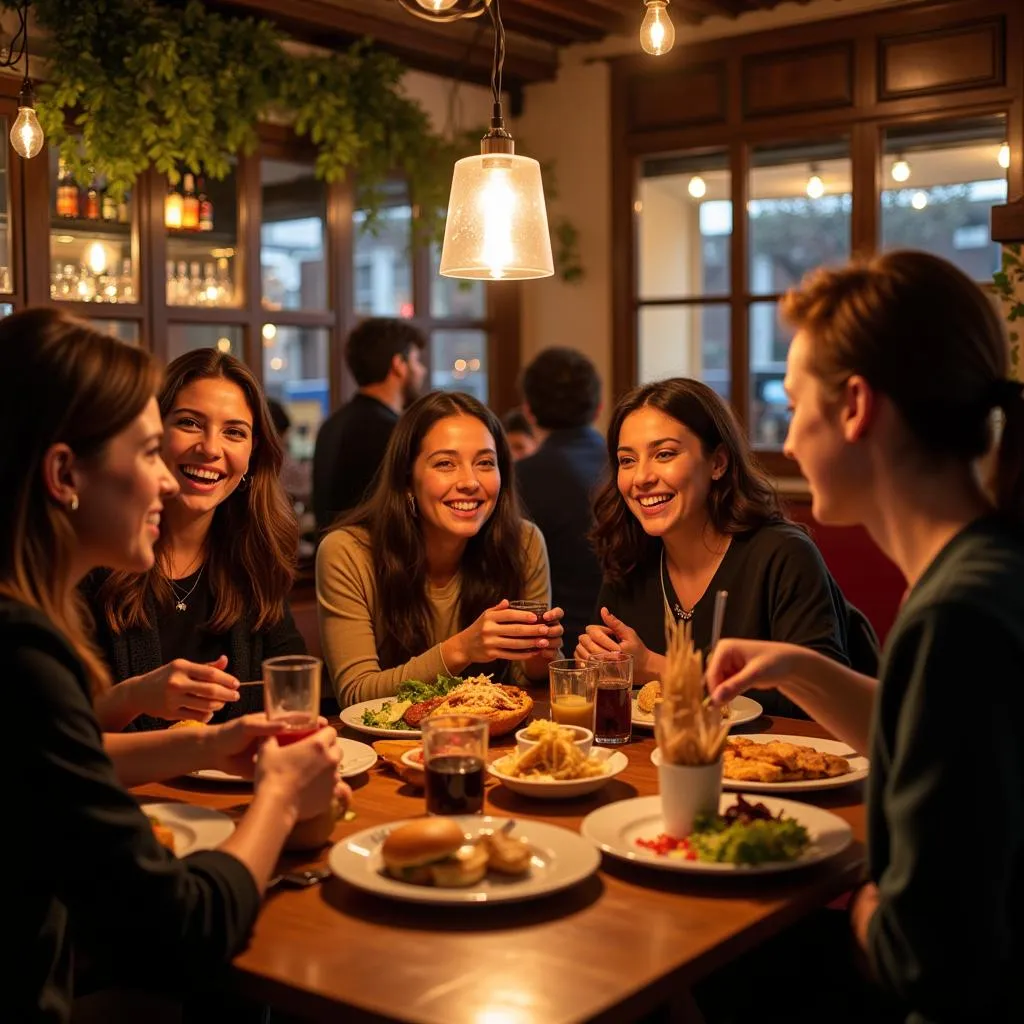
[[181, 172, 199, 231], [56, 157, 79, 219]]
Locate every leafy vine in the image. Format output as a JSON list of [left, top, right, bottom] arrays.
[[994, 243, 1024, 377]]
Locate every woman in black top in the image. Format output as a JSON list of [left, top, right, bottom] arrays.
[[3, 309, 344, 1021], [706, 251, 1024, 1022], [577, 377, 853, 717], [88, 350, 305, 732]]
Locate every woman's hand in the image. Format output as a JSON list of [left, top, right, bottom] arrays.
[[523, 607, 565, 679], [704, 638, 795, 705], [205, 714, 332, 778], [445, 600, 557, 669], [575, 608, 657, 679], [255, 725, 347, 821], [122, 655, 241, 723]]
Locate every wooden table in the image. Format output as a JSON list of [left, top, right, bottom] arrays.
[[134, 715, 866, 1024]]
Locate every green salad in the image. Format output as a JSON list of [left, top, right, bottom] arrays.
[[691, 795, 810, 864], [360, 674, 464, 730]]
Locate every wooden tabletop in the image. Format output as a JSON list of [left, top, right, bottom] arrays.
[[134, 715, 867, 1024]]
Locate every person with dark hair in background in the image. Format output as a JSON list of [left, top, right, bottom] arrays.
[[704, 251, 1024, 1024], [312, 318, 427, 530], [579, 376, 853, 718], [502, 408, 538, 461], [516, 347, 606, 652], [267, 397, 312, 507]]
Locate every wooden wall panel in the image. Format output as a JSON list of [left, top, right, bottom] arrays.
[[742, 44, 854, 118], [626, 62, 728, 133], [878, 18, 1005, 101]]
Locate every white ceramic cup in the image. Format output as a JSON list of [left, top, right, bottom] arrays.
[[656, 757, 724, 837]]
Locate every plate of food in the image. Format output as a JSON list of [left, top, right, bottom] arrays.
[[581, 793, 852, 875], [143, 802, 235, 857], [488, 720, 628, 799], [718, 734, 868, 792], [189, 736, 377, 782], [632, 681, 762, 731], [328, 815, 600, 904], [340, 674, 534, 739]]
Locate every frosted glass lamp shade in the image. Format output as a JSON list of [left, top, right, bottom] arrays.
[[439, 152, 554, 280]]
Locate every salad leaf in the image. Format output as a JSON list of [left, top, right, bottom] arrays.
[[689, 813, 810, 865], [361, 702, 413, 730], [394, 674, 463, 704]]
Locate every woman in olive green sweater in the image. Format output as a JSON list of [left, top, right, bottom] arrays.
[[706, 251, 1024, 1023], [317, 391, 564, 707]]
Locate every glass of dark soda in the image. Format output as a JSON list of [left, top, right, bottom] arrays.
[[587, 652, 633, 746], [421, 715, 489, 815]]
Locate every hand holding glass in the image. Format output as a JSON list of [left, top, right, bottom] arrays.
[[263, 655, 321, 744]]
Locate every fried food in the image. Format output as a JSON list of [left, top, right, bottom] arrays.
[[427, 682, 533, 736], [495, 722, 606, 781], [636, 681, 662, 713], [723, 738, 850, 782], [148, 816, 176, 853]]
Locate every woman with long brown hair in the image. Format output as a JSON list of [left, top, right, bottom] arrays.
[[705, 251, 1024, 1021], [5, 309, 344, 1020], [88, 349, 305, 731], [577, 377, 855, 716], [317, 390, 563, 706]]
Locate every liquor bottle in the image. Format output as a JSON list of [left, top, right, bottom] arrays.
[[56, 158, 79, 218], [200, 262, 217, 305], [165, 260, 176, 304], [101, 184, 117, 222], [216, 256, 233, 305], [84, 172, 101, 220], [188, 261, 202, 304], [165, 183, 183, 230], [181, 172, 199, 231], [119, 258, 135, 304], [174, 261, 190, 305], [198, 176, 214, 232], [117, 190, 130, 224]]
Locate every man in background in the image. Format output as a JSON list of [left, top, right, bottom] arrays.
[[516, 347, 606, 651], [313, 318, 427, 531]]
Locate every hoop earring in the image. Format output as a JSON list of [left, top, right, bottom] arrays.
[[239, 473, 249, 491], [68, 494, 79, 512], [407, 493, 418, 518]]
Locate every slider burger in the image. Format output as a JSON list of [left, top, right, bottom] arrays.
[[381, 818, 488, 887]]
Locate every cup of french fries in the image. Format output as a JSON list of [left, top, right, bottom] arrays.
[[654, 619, 728, 836]]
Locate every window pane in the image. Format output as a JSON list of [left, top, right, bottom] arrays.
[[637, 305, 730, 397], [749, 141, 851, 296], [882, 116, 1008, 281], [166, 165, 239, 307], [50, 143, 136, 304], [430, 330, 488, 402], [638, 152, 731, 300], [167, 324, 242, 361], [262, 324, 329, 462], [89, 319, 140, 346], [354, 183, 413, 317], [431, 241, 486, 317], [748, 301, 794, 450], [261, 159, 328, 311]]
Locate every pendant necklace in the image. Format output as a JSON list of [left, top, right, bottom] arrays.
[[170, 564, 205, 613], [660, 549, 694, 623]]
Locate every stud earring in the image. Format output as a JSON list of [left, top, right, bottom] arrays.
[[68, 494, 79, 511]]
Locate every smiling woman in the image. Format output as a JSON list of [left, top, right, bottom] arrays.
[[577, 378, 860, 717], [317, 391, 564, 706], [86, 350, 307, 732]]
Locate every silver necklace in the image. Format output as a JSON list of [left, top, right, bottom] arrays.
[[660, 549, 694, 623], [170, 564, 205, 612]]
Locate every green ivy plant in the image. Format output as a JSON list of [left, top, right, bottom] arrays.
[[9, 0, 583, 280], [993, 243, 1024, 377]]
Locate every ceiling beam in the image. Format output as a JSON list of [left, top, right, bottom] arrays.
[[518, 0, 634, 37]]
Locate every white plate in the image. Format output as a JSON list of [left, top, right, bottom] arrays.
[[328, 815, 601, 904], [631, 694, 763, 731], [190, 768, 250, 783], [142, 802, 235, 856], [487, 748, 629, 799], [189, 736, 376, 783], [650, 734, 868, 793], [340, 698, 422, 739], [581, 794, 852, 876]]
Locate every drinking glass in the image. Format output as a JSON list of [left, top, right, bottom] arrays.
[[587, 651, 633, 746], [263, 655, 321, 744], [508, 599, 549, 651], [421, 714, 488, 815], [548, 658, 597, 731]]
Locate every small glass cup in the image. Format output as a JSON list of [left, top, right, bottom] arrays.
[[508, 599, 549, 651], [263, 655, 321, 745], [587, 651, 633, 746], [421, 714, 488, 815], [548, 658, 597, 731]]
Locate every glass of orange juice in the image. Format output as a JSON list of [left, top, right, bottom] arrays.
[[549, 658, 597, 731]]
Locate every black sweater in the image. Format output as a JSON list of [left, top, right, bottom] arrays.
[[597, 521, 851, 717], [866, 517, 1024, 1023], [6, 599, 260, 1022]]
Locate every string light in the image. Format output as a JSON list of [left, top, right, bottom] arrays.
[[911, 191, 928, 210], [6, 4, 44, 160], [687, 175, 706, 199], [640, 1, 676, 57], [891, 155, 911, 183], [998, 142, 1010, 170], [416, 0, 459, 10], [805, 166, 825, 200]]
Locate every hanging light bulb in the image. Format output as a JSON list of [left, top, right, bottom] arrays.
[[805, 166, 825, 200], [998, 142, 1010, 170], [640, 1, 676, 57], [687, 175, 707, 199], [911, 190, 928, 210], [891, 155, 911, 183], [397, 0, 489, 22], [439, 0, 553, 280], [415, 0, 459, 9], [10, 79, 43, 159]]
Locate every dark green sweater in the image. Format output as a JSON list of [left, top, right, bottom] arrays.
[[867, 517, 1024, 1023]]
